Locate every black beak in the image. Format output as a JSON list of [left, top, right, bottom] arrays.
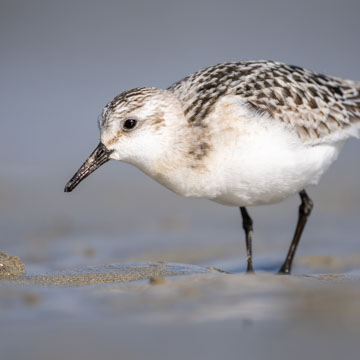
[[64, 143, 113, 192]]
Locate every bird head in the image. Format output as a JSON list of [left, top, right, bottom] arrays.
[[64, 87, 185, 192]]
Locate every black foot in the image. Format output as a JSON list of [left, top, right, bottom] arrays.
[[277, 265, 291, 275], [246, 261, 255, 274]]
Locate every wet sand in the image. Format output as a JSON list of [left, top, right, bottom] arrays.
[[15, 262, 214, 286], [0, 251, 25, 279], [1, 249, 360, 360]]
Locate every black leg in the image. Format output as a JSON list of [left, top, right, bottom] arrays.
[[240, 207, 254, 273], [278, 190, 313, 275]]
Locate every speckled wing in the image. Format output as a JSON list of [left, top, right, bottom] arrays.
[[168, 61, 360, 144]]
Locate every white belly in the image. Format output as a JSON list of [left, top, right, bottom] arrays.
[[209, 125, 342, 207]]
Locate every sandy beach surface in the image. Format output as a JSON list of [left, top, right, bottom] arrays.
[[1, 258, 360, 360], [2, 240, 360, 360]]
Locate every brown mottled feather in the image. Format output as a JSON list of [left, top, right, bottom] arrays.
[[168, 61, 360, 142]]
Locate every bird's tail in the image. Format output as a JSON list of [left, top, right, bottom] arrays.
[[338, 79, 360, 139]]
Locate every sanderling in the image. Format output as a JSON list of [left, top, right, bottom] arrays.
[[64, 60, 360, 274]]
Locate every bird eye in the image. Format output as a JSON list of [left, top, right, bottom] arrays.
[[122, 119, 138, 131]]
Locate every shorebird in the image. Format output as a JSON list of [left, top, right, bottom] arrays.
[[64, 60, 360, 274]]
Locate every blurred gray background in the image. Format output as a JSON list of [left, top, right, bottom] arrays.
[[1, 0, 360, 272]]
